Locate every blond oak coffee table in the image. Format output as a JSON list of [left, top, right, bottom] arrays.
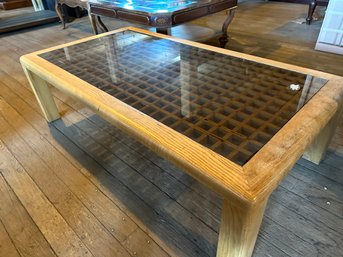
[[20, 27, 343, 257]]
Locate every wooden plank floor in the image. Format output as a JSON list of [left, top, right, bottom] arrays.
[[0, 1, 342, 257]]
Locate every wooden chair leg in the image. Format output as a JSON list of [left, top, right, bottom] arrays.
[[219, 8, 236, 48], [306, 0, 317, 25], [55, 2, 65, 29], [97, 16, 109, 32]]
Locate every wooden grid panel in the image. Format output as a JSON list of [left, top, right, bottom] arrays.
[[40, 31, 324, 165]]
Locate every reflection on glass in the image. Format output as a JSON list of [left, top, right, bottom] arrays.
[[40, 31, 327, 165]]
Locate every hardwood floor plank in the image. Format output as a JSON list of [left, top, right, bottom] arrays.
[[0, 110, 134, 257], [284, 167, 343, 217], [298, 152, 343, 186], [122, 228, 173, 257], [272, 185, 342, 235], [265, 199, 341, 257], [0, 217, 21, 257], [253, 237, 291, 257], [0, 123, 93, 257], [258, 217, 317, 257], [0, 175, 56, 257]]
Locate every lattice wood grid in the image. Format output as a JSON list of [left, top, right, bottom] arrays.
[[41, 31, 323, 165]]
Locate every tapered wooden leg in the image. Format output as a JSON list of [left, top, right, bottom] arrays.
[[22, 68, 60, 122], [216, 198, 268, 257], [303, 99, 343, 164]]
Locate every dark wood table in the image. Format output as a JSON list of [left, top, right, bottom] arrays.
[[89, 0, 237, 45], [55, 0, 90, 29]]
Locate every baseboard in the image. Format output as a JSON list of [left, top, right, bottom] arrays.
[[315, 42, 343, 55], [0, 0, 32, 10]]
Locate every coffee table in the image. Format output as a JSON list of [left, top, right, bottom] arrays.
[[89, 0, 237, 45], [20, 27, 343, 257]]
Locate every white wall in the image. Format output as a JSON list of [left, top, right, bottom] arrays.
[[315, 0, 343, 55]]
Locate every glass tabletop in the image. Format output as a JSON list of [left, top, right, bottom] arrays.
[[89, 0, 221, 13], [40, 30, 327, 165]]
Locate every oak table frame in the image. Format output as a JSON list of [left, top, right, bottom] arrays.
[[20, 27, 343, 257]]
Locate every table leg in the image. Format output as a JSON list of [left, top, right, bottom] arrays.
[[97, 16, 109, 32], [55, 2, 65, 29], [219, 8, 236, 48], [156, 28, 171, 35], [306, 0, 317, 25], [90, 14, 98, 34], [303, 99, 343, 164], [216, 198, 268, 257], [22, 68, 60, 122]]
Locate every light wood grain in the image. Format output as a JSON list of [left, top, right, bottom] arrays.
[[0, 135, 94, 257], [122, 228, 172, 257], [18, 26, 343, 257], [216, 198, 268, 257], [22, 68, 60, 122], [0, 174, 56, 257], [0, 212, 21, 257], [303, 96, 343, 164], [1, 3, 343, 257]]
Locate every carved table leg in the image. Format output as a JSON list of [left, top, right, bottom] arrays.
[[156, 28, 171, 35], [97, 16, 109, 32], [303, 98, 343, 164], [216, 198, 268, 257], [55, 2, 65, 29], [22, 68, 60, 122], [219, 8, 236, 48], [306, 0, 317, 25]]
